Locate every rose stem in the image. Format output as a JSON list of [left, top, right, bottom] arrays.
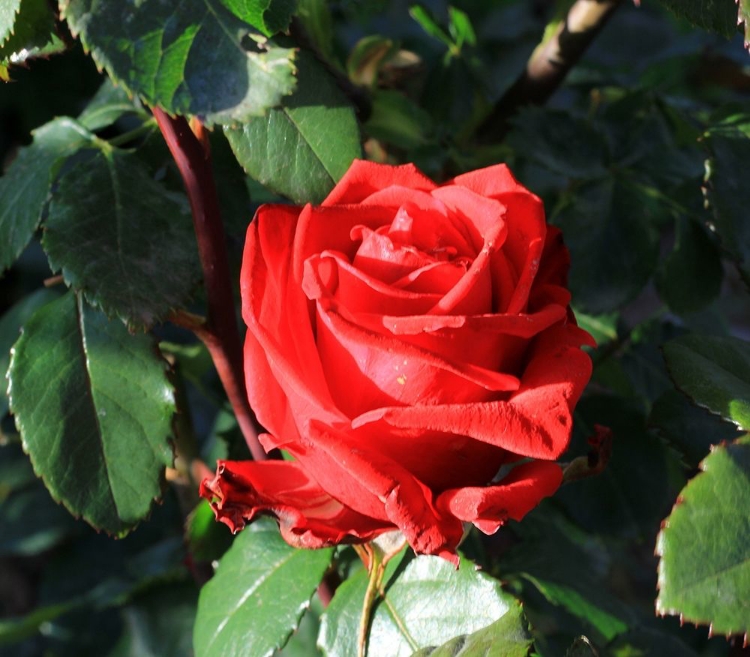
[[477, 0, 624, 141], [357, 544, 383, 657], [153, 108, 266, 462]]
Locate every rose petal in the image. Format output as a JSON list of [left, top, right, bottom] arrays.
[[352, 323, 594, 460], [350, 421, 508, 492], [347, 304, 567, 378], [200, 460, 389, 548], [303, 251, 442, 316], [242, 206, 344, 442], [436, 461, 563, 534], [300, 420, 464, 562], [322, 159, 437, 206], [292, 204, 392, 283], [315, 302, 521, 417]]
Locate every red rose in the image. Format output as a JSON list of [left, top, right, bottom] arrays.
[[201, 160, 594, 562]]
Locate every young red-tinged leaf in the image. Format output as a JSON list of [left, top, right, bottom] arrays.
[[656, 436, 750, 638], [7, 292, 175, 536]]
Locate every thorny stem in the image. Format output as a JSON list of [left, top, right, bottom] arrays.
[[153, 108, 266, 462], [477, 0, 624, 142]]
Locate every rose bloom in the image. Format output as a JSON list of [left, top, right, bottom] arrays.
[[201, 160, 594, 563]]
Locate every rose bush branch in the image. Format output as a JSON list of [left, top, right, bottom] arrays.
[[153, 108, 266, 462], [478, 0, 624, 141]]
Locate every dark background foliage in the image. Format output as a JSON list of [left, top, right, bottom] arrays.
[[1, 1, 749, 655]]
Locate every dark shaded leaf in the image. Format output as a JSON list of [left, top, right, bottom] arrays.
[[556, 396, 676, 537], [185, 499, 233, 563], [508, 108, 608, 179], [77, 79, 148, 132], [194, 518, 332, 657], [225, 52, 361, 204], [663, 334, 750, 430], [365, 90, 434, 149], [61, 0, 297, 125], [704, 132, 750, 286], [0, 117, 95, 273], [43, 148, 200, 328], [656, 436, 750, 636], [107, 583, 198, 657], [649, 389, 743, 468], [552, 177, 660, 314], [8, 292, 175, 535], [655, 217, 723, 315], [656, 0, 737, 39]]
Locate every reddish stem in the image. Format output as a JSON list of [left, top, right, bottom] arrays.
[[154, 108, 266, 462]]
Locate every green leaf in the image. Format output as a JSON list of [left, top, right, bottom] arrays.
[[194, 518, 333, 657], [296, 0, 334, 64], [365, 89, 434, 149], [409, 5, 453, 49], [410, 606, 533, 657], [447, 7, 476, 50], [0, 0, 22, 44], [656, 0, 738, 39], [556, 395, 675, 537], [507, 108, 608, 180], [320, 554, 524, 657], [0, 441, 36, 495], [0, 483, 79, 556], [77, 78, 148, 132], [218, 0, 297, 37], [656, 436, 750, 637], [42, 148, 200, 328], [225, 51, 361, 204], [0, 288, 59, 418], [704, 132, 750, 286], [185, 499, 233, 563], [0, 117, 95, 273], [61, 0, 297, 125], [7, 292, 175, 535], [663, 334, 750, 430], [655, 216, 723, 315], [520, 576, 627, 643], [649, 390, 743, 468], [0, 0, 64, 76], [571, 309, 618, 347], [107, 583, 198, 657], [552, 177, 660, 314]]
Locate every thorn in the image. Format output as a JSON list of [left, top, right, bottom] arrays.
[[679, 613, 684, 627], [708, 623, 713, 638]]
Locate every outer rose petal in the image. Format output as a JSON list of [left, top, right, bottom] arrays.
[[322, 160, 436, 206], [353, 323, 594, 460], [300, 420, 464, 562], [436, 461, 563, 535], [201, 460, 389, 548]]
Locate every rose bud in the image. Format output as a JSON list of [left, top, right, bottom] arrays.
[[200, 160, 594, 564]]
